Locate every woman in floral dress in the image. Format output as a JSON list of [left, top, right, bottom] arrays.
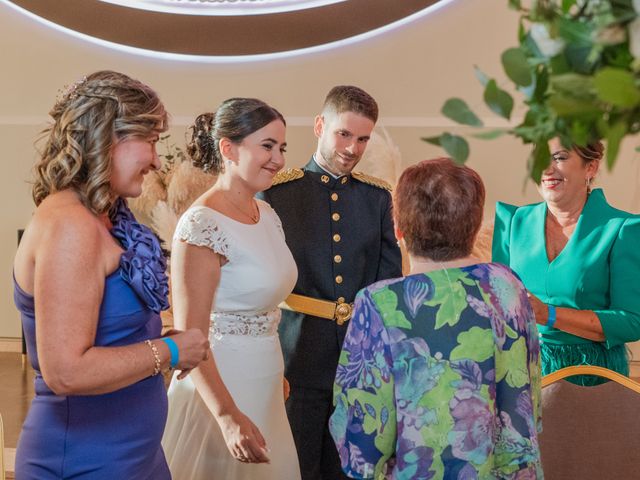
[[329, 158, 543, 479]]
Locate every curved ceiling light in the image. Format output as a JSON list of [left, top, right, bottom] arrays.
[[4, 0, 448, 60], [98, 0, 350, 16]]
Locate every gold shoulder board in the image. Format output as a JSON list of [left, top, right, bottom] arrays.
[[271, 168, 304, 186], [352, 171, 393, 191]]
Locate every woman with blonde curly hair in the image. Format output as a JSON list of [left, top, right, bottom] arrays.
[[13, 70, 209, 479]]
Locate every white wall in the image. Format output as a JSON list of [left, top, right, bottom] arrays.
[[2, 0, 639, 349]]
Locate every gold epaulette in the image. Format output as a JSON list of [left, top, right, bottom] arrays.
[[352, 171, 393, 191], [271, 168, 304, 186]]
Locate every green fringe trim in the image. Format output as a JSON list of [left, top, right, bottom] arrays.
[[541, 342, 629, 387]]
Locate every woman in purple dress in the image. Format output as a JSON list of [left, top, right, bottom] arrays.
[[12, 70, 209, 479]]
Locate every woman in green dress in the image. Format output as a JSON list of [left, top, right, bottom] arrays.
[[493, 138, 640, 385]]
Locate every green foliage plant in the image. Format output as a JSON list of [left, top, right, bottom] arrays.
[[426, 0, 640, 181]]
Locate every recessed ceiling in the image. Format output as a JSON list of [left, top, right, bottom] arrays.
[[6, 0, 446, 57]]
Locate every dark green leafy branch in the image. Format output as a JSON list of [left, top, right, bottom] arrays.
[[428, 0, 640, 181]]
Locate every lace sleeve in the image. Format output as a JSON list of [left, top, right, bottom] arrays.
[[174, 207, 234, 261]]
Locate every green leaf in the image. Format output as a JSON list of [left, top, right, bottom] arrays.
[[569, 121, 590, 148], [495, 337, 529, 388], [504, 323, 518, 339], [518, 17, 526, 43], [561, 0, 577, 13], [484, 80, 514, 120], [471, 129, 507, 140], [558, 17, 592, 46], [508, 0, 522, 10], [440, 133, 470, 164], [450, 327, 494, 362], [474, 65, 490, 87], [421, 135, 441, 146], [441, 98, 483, 127], [370, 288, 412, 329], [501, 48, 533, 87], [547, 94, 602, 116], [422, 133, 469, 164], [532, 65, 550, 102], [564, 44, 599, 75], [425, 269, 472, 328], [528, 141, 551, 183], [594, 68, 640, 108], [605, 120, 627, 170], [421, 364, 458, 450], [550, 73, 595, 98]]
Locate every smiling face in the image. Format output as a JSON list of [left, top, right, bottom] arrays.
[[538, 137, 599, 207], [110, 135, 160, 198], [226, 119, 287, 192], [314, 110, 375, 176]]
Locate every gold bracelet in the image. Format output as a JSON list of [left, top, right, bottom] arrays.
[[145, 340, 161, 376]]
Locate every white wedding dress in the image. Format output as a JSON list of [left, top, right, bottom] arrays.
[[162, 200, 301, 480]]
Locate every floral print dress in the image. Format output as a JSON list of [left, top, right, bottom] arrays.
[[329, 263, 542, 479]]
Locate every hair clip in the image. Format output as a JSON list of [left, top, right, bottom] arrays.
[[55, 75, 88, 107]]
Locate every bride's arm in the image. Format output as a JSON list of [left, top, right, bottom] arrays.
[[171, 240, 270, 464]]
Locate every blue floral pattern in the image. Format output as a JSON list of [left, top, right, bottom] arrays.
[[330, 263, 542, 479], [110, 198, 169, 313]]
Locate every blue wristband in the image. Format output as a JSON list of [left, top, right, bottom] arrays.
[[161, 337, 179, 369], [546, 305, 557, 329]]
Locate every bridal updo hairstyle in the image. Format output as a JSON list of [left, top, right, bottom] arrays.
[[394, 157, 485, 262], [188, 98, 286, 174], [33, 70, 168, 215]]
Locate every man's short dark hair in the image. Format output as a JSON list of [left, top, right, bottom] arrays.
[[322, 85, 378, 123]]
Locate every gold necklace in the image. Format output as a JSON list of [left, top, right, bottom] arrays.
[[223, 193, 259, 223]]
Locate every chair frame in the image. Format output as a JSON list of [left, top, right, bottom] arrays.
[[542, 365, 640, 393], [0, 412, 5, 480]]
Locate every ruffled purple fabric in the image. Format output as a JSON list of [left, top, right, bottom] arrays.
[[110, 198, 169, 313]]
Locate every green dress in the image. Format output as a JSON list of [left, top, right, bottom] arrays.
[[492, 189, 640, 385]]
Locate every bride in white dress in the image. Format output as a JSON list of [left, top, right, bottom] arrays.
[[162, 99, 301, 480]]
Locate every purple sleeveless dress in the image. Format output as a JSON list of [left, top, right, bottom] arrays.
[[13, 199, 171, 479]]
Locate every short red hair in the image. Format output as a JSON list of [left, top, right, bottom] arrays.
[[394, 158, 485, 261]]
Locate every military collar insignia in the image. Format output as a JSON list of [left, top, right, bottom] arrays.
[[270, 168, 304, 186], [351, 171, 393, 191]]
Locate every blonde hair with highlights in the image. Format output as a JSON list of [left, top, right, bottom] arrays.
[[33, 70, 168, 215]]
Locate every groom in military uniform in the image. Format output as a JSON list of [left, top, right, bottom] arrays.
[[258, 86, 402, 480]]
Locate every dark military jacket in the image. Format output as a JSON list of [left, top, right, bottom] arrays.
[[257, 158, 402, 391]]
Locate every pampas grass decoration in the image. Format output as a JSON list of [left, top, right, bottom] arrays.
[[151, 201, 180, 252], [472, 223, 494, 262], [167, 161, 217, 217], [128, 171, 168, 225], [358, 127, 402, 187]]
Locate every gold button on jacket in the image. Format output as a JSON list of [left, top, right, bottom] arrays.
[[334, 255, 342, 263], [333, 234, 341, 242], [335, 275, 343, 284], [332, 213, 340, 221]]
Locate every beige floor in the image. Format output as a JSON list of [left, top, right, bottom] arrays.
[[0, 353, 33, 449], [1, 352, 32, 478]]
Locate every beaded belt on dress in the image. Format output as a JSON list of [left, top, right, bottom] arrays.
[[210, 308, 280, 339]]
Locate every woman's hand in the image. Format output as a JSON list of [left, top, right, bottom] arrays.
[[164, 328, 209, 378], [527, 291, 549, 325], [218, 409, 270, 464], [283, 377, 290, 402]]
